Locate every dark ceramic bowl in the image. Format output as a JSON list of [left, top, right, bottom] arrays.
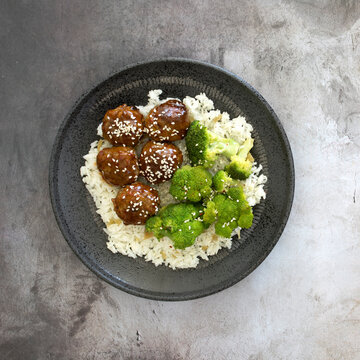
[[49, 59, 294, 301]]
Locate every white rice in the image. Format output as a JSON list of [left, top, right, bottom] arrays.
[[80, 90, 267, 269]]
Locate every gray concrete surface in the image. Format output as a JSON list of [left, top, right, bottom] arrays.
[[1, 1, 360, 359]]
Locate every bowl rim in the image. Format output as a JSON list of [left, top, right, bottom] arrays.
[[49, 57, 295, 301]]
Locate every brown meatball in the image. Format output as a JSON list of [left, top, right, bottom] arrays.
[[97, 147, 139, 186], [139, 141, 183, 184], [144, 99, 189, 141], [112, 182, 160, 225], [102, 104, 144, 147]]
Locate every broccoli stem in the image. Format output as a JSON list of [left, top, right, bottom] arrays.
[[236, 138, 254, 160], [208, 133, 239, 158]]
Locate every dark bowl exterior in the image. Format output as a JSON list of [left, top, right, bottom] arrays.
[[49, 58, 295, 301]]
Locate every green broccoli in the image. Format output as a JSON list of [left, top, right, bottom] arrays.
[[169, 165, 213, 202], [202, 186, 254, 238], [185, 120, 240, 168], [145, 202, 205, 249], [225, 138, 254, 180], [213, 194, 240, 238], [237, 206, 253, 229], [203, 200, 217, 226], [145, 216, 166, 239], [226, 187, 254, 228], [212, 170, 243, 193], [170, 221, 205, 249]]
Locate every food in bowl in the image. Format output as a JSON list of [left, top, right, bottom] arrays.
[[144, 99, 190, 141], [80, 90, 267, 269], [102, 104, 144, 147], [112, 182, 160, 225], [96, 146, 139, 186], [139, 140, 183, 184]]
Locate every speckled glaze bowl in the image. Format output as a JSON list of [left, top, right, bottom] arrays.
[[49, 59, 295, 301]]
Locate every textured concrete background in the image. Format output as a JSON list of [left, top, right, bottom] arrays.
[[1, 1, 360, 359]]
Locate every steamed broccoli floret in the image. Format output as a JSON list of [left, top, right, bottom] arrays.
[[213, 194, 240, 238], [170, 165, 213, 202], [237, 206, 253, 229], [185, 121, 240, 168], [225, 138, 254, 180], [202, 186, 254, 238], [186, 121, 255, 180], [145, 202, 205, 249], [203, 200, 217, 226], [160, 202, 202, 231], [212, 170, 242, 193], [170, 221, 205, 249], [224, 187, 254, 229], [145, 216, 166, 239]]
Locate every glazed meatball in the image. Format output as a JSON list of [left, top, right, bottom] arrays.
[[144, 99, 190, 141], [139, 141, 183, 184], [102, 104, 144, 147], [97, 147, 139, 186], [112, 182, 160, 225]]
